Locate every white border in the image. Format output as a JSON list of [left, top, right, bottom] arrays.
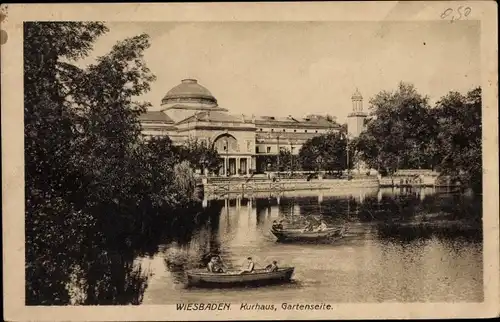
[[2, 2, 498, 320]]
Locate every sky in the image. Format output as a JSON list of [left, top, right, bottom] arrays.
[[77, 21, 480, 123]]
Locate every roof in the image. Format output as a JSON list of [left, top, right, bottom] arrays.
[[177, 111, 244, 124], [162, 79, 217, 103], [254, 115, 339, 128], [351, 88, 363, 100], [138, 111, 175, 124]]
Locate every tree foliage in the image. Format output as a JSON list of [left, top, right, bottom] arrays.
[[24, 22, 207, 305], [433, 88, 482, 191], [298, 132, 353, 172], [278, 149, 300, 172], [176, 137, 222, 174], [353, 82, 482, 191], [352, 82, 437, 173]]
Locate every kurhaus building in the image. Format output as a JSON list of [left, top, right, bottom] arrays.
[[139, 79, 367, 175]]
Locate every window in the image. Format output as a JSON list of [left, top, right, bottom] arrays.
[[283, 129, 286, 132], [305, 130, 308, 133], [315, 130, 318, 133], [294, 129, 297, 132], [271, 129, 274, 132], [256, 146, 260, 153], [266, 146, 271, 153], [260, 128, 263, 131], [291, 147, 295, 153]]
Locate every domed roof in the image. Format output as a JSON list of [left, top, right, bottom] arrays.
[[351, 88, 363, 100], [161, 79, 218, 105]]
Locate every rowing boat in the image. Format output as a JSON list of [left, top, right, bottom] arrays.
[[270, 226, 345, 242], [186, 267, 295, 287]]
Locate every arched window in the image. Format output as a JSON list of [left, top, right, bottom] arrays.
[[213, 134, 238, 153]]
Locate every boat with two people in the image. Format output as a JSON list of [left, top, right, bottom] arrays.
[[271, 218, 347, 242], [186, 256, 295, 287]]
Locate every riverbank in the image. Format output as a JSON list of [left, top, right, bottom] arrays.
[[201, 176, 379, 199]]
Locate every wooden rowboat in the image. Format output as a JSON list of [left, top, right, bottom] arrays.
[[271, 226, 345, 242], [186, 267, 295, 287]]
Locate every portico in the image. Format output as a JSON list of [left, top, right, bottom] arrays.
[[214, 132, 254, 176], [220, 156, 253, 176]]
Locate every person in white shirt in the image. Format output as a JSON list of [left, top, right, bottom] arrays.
[[315, 220, 328, 232], [240, 257, 255, 274]]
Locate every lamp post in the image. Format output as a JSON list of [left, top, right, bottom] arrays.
[[224, 138, 229, 176], [346, 138, 350, 178], [342, 132, 350, 179], [277, 134, 280, 175]]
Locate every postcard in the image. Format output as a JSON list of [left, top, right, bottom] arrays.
[[2, 2, 498, 321]]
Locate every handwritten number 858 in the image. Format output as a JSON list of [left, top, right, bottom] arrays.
[[441, 6, 472, 22]]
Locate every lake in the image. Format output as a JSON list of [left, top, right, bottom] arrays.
[[136, 187, 483, 303]]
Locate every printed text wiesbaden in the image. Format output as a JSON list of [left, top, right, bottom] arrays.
[[176, 303, 231, 311], [177, 302, 334, 311]]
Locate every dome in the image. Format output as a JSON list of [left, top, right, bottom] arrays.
[[351, 88, 363, 100], [161, 79, 218, 106]]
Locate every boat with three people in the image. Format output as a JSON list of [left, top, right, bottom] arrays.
[[186, 267, 295, 287], [186, 256, 295, 288]]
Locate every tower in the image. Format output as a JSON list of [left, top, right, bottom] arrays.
[[347, 88, 367, 138]]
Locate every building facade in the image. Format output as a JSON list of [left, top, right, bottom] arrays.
[[139, 79, 364, 175]]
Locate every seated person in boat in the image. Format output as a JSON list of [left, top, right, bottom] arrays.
[[207, 256, 224, 273], [265, 260, 279, 272], [215, 255, 228, 273], [240, 257, 255, 274], [272, 220, 283, 230], [314, 220, 328, 232], [302, 220, 314, 232]]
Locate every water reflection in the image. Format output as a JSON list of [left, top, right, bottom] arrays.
[[135, 187, 483, 304]]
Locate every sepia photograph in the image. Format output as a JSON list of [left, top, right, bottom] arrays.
[[2, 2, 499, 321]]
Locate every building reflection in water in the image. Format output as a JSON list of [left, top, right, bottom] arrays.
[[137, 187, 484, 304]]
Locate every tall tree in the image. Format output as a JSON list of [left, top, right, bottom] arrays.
[[176, 137, 221, 174], [24, 22, 170, 305], [298, 132, 352, 172], [278, 149, 300, 172], [434, 87, 482, 191], [24, 21, 109, 305], [356, 82, 437, 173]]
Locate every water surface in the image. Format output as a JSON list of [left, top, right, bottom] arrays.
[[138, 187, 483, 303]]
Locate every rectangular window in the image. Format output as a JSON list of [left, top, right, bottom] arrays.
[[266, 146, 271, 153], [291, 147, 295, 152]]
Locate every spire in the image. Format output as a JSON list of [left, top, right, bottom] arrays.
[[351, 87, 363, 100], [351, 88, 363, 112]]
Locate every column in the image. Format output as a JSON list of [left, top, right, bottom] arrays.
[[224, 157, 228, 176], [246, 157, 250, 175], [236, 157, 240, 175]]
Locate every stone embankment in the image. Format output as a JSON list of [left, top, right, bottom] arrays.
[[202, 176, 380, 198]]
